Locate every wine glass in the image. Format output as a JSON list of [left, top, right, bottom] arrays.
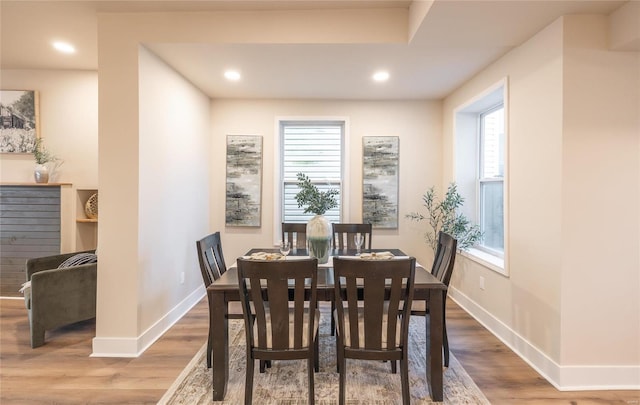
[[279, 240, 291, 259], [354, 233, 364, 255]]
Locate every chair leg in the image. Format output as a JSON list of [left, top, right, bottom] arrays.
[[400, 357, 410, 405], [245, 356, 254, 405], [308, 357, 315, 405], [338, 354, 346, 405], [390, 360, 397, 374], [443, 317, 450, 368], [259, 360, 267, 373], [335, 332, 340, 373], [331, 301, 336, 336], [207, 331, 212, 369], [314, 336, 320, 372]]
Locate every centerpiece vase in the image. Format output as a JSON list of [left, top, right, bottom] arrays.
[[306, 214, 332, 264]]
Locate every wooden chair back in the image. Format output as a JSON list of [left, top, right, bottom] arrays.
[[196, 231, 232, 368], [196, 232, 227, 287], [332, 223, 373, 250], [333, 257, 415, 354], [282, 222, 308, 249], [431, 231, 458, 287], [237, 257, 319, 404]]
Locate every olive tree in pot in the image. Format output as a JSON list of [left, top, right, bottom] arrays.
[[406, 183, 482, 254], [294, 172, 339, 264]]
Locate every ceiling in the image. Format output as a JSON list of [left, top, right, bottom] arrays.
[[0, 0, 628, 100]]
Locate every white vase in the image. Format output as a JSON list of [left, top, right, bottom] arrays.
[[34, 164, 49, 183], [306, 214, 332, 264]]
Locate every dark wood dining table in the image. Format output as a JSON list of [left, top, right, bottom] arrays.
[[206, 248, 447, 402]]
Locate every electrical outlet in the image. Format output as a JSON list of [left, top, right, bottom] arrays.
[[180, 272, 185, 284], [479, 276, 485, 290]]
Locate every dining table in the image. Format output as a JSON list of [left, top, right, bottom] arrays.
[[206, 247, 447, 402]]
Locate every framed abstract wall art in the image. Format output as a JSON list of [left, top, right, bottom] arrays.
[[362, 136, 399, 229], [226, 135, 263, 227], [0, 90, 39, 153]]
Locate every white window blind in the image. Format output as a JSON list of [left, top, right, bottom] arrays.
[[281, 121, 343, 223]]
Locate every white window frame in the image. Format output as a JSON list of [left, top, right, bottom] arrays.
[[453, 78, 509, 276], [273, 116, 350, 245]]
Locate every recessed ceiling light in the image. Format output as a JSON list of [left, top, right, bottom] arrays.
[[224, 70, 241, 81], [52, 41, 76, 54], [372, 71, 390, 82]]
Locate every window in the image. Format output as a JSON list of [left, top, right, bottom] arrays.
[[455, 79, 507, 274], [280, 121, 343, 224], [479, 106, 504, 255]]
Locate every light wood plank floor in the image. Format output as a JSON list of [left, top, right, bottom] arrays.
[[1, 297, 638, 404]]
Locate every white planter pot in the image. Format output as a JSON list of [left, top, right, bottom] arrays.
[[34, 164, 49, 183]]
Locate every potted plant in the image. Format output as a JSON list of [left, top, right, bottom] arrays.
[[32, 138, 57, 183], [406, 183, 482, 254], [294, 172, 339, 263]]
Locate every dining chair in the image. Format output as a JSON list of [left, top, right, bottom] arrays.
[[237, 257, 320, 405], [196, 231, 242, 369], [332, 223, 373, 250], [329, 223, 373, 335], [410, 231, 457, 367], [333, 256, 416, 405], [282, 222, 307, 249]]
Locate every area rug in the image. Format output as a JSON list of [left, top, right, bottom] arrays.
[[159, 310, 490, 404]]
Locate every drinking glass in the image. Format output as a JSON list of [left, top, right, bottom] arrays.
[[354, 233, 364, 255], [279, 240, 291, 259]]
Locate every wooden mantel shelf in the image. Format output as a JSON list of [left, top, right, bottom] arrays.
[[1, 182, 72, 187]]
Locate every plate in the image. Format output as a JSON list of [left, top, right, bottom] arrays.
[[246, 252, 284, 261], [358, 252, 395, 260]]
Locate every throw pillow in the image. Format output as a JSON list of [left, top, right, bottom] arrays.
[[58, 253, 98, 268]]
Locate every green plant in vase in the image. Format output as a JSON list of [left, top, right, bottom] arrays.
[[32, 138, 58, 183], [295, 173, 339, 264]]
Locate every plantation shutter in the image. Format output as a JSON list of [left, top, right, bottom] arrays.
[[282, 121, 342, 223]]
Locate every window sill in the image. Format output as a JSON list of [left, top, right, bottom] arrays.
[[459, 248, 508, 276]]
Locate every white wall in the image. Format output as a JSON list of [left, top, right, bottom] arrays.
[[93, 41, 212, 356], [137, 47, 211, 344], [210, 99, 442, 268], [445, 16, 565, 356], [560, 15, 640, 380], [443, 15, 640, 389]]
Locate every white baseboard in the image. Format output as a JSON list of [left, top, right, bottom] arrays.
[[91, 286, 205, 357], [449, 287, 640, 391]]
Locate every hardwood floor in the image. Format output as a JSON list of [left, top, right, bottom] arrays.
[[1, 297, 637, 404]]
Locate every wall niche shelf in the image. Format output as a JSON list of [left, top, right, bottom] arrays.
[[76, 188, 98, 251]]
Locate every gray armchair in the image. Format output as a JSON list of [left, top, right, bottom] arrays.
[[24, 250, 97, 348]]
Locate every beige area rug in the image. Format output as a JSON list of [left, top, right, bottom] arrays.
[[159, 310, 490, 404]]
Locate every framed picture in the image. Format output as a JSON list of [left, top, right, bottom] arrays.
[[226, 135, 263, 227], [363, 136, 399, 229], [0, 90, 39, 153]]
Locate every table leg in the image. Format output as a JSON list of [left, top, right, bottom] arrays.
[[425, 290, 444, 401], [211, 291, 229, 400]]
